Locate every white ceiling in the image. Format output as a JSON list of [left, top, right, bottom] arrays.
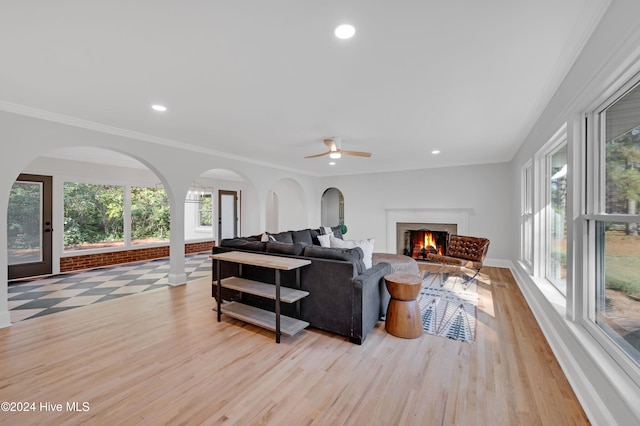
[[0, 1, 610, 176]]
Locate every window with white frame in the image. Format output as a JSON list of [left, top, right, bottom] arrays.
[[536, 125, 568, 295], [548, 143, 568, 294], [198, 193, 213, 227], [588, 77, 640, 365], [520, 161, 533, 270]]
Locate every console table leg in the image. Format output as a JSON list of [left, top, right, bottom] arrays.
[[275, 270, 281, 343], [216, 259, 221, 322]]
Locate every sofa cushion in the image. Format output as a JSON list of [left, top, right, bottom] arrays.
[[291, 229, 314, 245], [303, 245, 365, 274], [266, 241, 308, 256], [220, 238, 266, 251], [268, 231, 294, 243], [309, 228, 321, 245]]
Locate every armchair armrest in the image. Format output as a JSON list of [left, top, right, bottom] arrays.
[[353, 261, 393, 343]]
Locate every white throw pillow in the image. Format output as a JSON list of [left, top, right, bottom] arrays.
[[329, 234, 375, 269], [317, 233, 331, 247]]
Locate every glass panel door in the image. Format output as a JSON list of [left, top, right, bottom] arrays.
[[8, 174, 53, 279], [218, 190, 237, 241]]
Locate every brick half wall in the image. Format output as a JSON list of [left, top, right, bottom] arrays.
[[60, 241, 215, 273]]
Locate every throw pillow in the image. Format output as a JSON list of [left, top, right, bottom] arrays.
[[291, 229, 314, 245], [317, 233, 331, 247], [328, 234, 375, 269], [319, 226, 343, 239], [268, 231, 294, 243]]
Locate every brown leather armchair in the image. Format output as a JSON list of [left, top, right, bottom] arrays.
[[426, 234, 490, 281]]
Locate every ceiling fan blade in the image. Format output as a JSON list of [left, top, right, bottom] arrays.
[[304, 151, 331, 158], [341, 150, 372, 158], [323, 139, 337, 151]]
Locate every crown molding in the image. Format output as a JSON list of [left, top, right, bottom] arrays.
[[0, 101, 316, 177]]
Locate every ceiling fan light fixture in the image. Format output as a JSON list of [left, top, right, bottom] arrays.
[[329, 152, 342, 159], [335, 24, 355, 40]]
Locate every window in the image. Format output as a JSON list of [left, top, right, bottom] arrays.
[[131, 186, 170, 245], [64, 183, 170, 251], [63, 182, 125, 250], [520, 161, 533, 270], [589, 78, 640, 365], [536, 125, 568, 294], [548, 144, 568, 293], [198, 193, 213, 227]]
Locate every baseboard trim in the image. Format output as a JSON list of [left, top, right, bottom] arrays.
[[0, 310, 11, 329], [168, 273, 188, 286]]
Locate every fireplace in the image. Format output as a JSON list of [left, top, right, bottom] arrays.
[[396, 222, 458, 261], [386, 208, 470, 254]]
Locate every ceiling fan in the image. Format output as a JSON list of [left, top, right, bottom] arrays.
[[304, 137, 372, 159]]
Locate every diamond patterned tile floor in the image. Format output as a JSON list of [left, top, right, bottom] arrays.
[[8, 252, 212, 323]]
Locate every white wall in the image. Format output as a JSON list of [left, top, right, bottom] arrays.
[[319, 162, 512, 264], [509, 0, 640, 424]]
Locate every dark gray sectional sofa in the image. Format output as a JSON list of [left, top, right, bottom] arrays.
[[212, 227, 392, 344]]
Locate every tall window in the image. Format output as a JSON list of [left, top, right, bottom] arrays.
[[198, 193, 213, 227], [590, 79, 640, 365], [537, 125, 568, 294], [520, 162, 533, 270], [548, 144, 568, 293], [131, 186, 170, 245]]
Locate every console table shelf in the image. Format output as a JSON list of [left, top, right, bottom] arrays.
[[221, 302, 309, 336], [211, 251, 311, 343], [220, 277, 309, 303]]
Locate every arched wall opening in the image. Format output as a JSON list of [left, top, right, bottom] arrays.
[[7, 146, 187, 276], [265, 191, 279, 233], [266, 178, 308, 232], [321, 187, 344, 228], [184, 168, 260, 244]]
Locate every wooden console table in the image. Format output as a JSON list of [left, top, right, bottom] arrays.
[[210, 251, 311, 343]]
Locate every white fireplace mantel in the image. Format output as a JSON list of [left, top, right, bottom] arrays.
[[385, 208, 472, 253]]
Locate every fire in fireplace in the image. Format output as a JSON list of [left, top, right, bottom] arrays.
[[403, 229, 449, 261]]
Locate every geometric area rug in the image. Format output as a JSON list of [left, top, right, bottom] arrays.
[[417, 271, 478, 343]]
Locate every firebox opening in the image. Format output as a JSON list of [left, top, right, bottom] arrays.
[[403, 229, 449, 261]]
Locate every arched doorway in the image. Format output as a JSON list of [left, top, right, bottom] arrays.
[[321, 187, 344, 227]]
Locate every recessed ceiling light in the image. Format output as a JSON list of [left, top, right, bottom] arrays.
[[431, 150, 441, 155], [151, 104, 167, 112], [335, 24, 355, 40], [329, 162, 336, 166]]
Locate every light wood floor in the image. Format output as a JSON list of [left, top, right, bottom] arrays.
[[0, 266, 589, 425]]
